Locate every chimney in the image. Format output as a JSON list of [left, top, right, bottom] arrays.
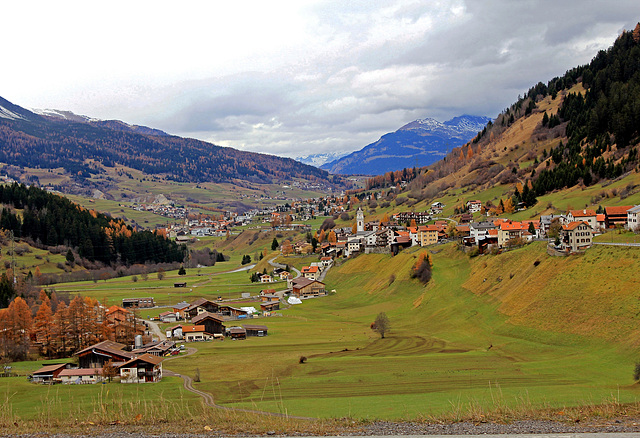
[[584, 209, 586, 214]]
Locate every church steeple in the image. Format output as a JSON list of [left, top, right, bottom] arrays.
[[357, 206, 364, 233]]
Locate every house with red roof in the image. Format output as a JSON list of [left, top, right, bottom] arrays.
[[560, 221, 593, 252], [301, 265, 320, 280], [567, 209, 597, 230], [497, 221, 528, 247], [605, 206, 633, 228]]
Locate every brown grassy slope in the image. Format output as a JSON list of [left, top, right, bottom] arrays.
[[463, 242, 640, 348]]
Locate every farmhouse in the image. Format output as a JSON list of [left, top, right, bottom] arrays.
[[182, 325, 215, 342], [191, 312, 226, 335], [31, 363, 68, 384], [119, 353, 163, 383], [290, 277, 326, 298], [75, 340, 135, 369]]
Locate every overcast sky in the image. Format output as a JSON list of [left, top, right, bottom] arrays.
[[3, 1, 639, 158]]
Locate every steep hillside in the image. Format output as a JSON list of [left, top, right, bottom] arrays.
[[322, 115, 490, 175], [0, 96, 340, 187], [365, 24, 640, 211]]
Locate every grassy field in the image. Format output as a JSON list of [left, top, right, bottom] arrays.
[[159, 242, 640, 419]]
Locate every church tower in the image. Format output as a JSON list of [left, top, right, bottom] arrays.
[[357, 206, 364, 233]]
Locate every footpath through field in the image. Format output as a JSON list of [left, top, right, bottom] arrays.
[[163, 346, 313, 420]]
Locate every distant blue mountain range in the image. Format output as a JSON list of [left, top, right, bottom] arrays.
[[321, 115, 491, 175]]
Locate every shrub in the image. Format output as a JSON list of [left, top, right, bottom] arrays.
[[299, 356, 307, 364], [410, 253, 432, 284]]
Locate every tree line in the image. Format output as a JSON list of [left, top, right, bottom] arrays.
[[0, 183, 185, 265]]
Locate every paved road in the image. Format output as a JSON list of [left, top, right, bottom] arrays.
[[594, 242, 640, 247], [269, 256, 301, 278]]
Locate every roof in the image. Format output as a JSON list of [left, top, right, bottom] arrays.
[[487, 229, 499, 237], [500, 222, 526, 231], [181, 325, 206, 333], [628, 205, 640, 214], [121, 353, 163, 367], [32, 363, 68, 376], [59, 368, 103, 377], [569, 209, 596, 217], [456, 225, 470, 232], [320, 256, 332, 261], [605, 205, 633, 215], [192, 312, 225, 324], [229, 327, 246, 334], [418, 225, 439, 232], [243, 324, 268, 331], [563, 221, 590, 231], [74, 340, 132, 358], [302, 266, 319, 273], [159, 311, 174, 317], [596, 213, 605, 221], [395, 236, 411, 244], [291, 277, 324, 289], [106, 305, 129, 315], [172, 302, 190, 310]]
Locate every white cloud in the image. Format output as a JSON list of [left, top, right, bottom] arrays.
[[2, 1, 640, 159]]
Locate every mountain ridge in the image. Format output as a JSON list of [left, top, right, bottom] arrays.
[[0, 96, 341, 187], [322, 114, 491, 175]]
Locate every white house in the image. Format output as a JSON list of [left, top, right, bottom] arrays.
[[627, 205, 640, 231]]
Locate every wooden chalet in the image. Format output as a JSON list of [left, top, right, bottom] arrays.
[[191, 312, 226, 335], [290, 277, 326, 298], [75, 340, 135, 369], [119, 353, 163, 383], [31, 363, 69, 383]]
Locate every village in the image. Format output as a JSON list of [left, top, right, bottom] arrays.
[[28, 258, 332, 385]]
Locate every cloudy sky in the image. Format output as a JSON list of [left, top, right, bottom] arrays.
[[3, 1, 639, 159]]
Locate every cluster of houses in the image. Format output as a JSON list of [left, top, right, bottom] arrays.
[[309, 202, 640, 259], [30, 339, 170, 385], [159, 298, 270, 342]]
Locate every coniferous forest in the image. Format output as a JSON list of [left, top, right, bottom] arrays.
[[0, 183, 185, 265]]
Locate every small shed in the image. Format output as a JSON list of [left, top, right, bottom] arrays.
[[260, 301, 280, 312], [243, 324, 268, 337], [228, 327, 247, 340], [174, 282, 187, 288]]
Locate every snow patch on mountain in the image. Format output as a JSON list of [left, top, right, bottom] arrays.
[[0, 105, 26, 121], [296, 151, 349, 167]]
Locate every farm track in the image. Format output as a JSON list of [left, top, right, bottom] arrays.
[[163, 347, 314, 420]]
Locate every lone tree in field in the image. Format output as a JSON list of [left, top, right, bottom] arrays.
[[271, 238, 279, 251], [371, 312, 390, 339]]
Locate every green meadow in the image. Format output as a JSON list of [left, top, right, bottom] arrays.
[[6, 235, 640, 424], [163, 243, 640, 419]]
